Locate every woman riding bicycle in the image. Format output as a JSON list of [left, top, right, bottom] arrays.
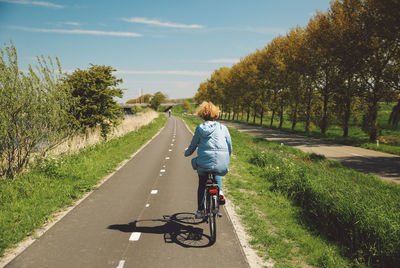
[[184, 102, 232, 219]]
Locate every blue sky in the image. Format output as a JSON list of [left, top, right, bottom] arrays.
[[0, 0, 331, 102]]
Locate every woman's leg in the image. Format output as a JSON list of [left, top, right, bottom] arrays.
[[197, 173, 208, 211], [215, 175, 223, 194]]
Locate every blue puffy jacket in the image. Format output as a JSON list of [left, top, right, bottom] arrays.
[[184, 121, 232, 176]]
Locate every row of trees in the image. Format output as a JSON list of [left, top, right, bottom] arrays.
[[0, 42, 124, 178], [195, 0, 400, 141], [126, 92, 169, 111]]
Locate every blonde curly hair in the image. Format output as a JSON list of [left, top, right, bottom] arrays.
[[196, 101, 220, 121]]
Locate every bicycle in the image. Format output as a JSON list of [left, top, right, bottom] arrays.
[[203, 173, 221, 243]]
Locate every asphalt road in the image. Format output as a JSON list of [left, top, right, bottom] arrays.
[[6, 116, 249, 268], [222, 121, 400, 184]]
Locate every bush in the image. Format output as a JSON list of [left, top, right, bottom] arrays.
[[0, 42, 76, 178]]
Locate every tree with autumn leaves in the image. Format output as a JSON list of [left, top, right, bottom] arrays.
[[195, 0, 399, 141]]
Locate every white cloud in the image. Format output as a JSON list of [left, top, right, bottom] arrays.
[[12, 26, 142, 37], [116, 70, 211, 76], [0, 0, 64, 8], [64, 21, 80, 26], [122, 17, 204, 29], [207, 58, 240, 64]]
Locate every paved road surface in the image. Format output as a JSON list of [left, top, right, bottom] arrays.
[[222, 121, 400, 184], [6, 116, 249, 268]]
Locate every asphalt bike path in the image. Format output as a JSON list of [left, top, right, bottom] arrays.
[[221, 121, 400, 184], [6, 116, 249, 268]]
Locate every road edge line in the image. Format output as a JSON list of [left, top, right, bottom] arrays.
[[0, 115, 167, 268]]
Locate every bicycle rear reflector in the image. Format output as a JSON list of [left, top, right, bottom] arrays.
[[209, 189, 218, 194]]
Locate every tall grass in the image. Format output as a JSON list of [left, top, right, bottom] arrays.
[[0, 114, 166, 257]]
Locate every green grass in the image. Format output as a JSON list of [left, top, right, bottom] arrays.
[[222, 102, 400, 155], [180, 114, 400, 267], [0, 114, 167, 257]]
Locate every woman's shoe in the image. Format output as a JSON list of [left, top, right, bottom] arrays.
[[195, 210, 204, 219], [218, 195, 225, 205]]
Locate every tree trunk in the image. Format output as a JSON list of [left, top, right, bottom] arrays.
[[291, 101, 298, 131], [368, 94, 379, 142], [270, 109, 275, 127], [389, 99, 400, 128], [321, 93, 329, 134], [343, 98, 351, 138], [305, 89, 312, 134], [246, 106, 250, 123], [279, 103, 284, 129], [253, 112, 256, 124], [260, 107, 264, 126]]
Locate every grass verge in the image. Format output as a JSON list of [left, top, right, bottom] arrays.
[[0, 114, 166, 257], [180, 114, 400, 267]]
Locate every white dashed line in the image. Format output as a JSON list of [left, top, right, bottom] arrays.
[[160, 169, 166, 173], [146, 204, 150, 207], [171, 144, 174, 146], [151, 190, 158, 194], [169, 149, 172, 152], [165, 157, 170, 160], [129, 232, 141, 241], [116, 260, 125, 268]]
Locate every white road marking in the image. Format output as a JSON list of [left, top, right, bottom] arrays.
[[151, 190, 158, 194], [165, 157, 170, 160], [116, 260, 125, 268], [146, 204, 150, 207], [169, 149, 172, 151], [129, 232, 141, 241], [160, 169, 166, 173], [171, 144, 174, 146]]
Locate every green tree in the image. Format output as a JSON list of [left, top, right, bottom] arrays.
[[0, 42, 76, 178], [358, 0, 400, 140], [150, 91, 166, 111], [328, 0, 365, 138], [64, 64, 124, 139], [305, 12, 340, 134], [182, 100, 191, 111]]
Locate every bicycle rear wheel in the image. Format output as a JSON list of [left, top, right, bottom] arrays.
[[209, 195, 217, 242]]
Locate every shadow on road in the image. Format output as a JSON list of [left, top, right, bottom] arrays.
[[108, 212, 214, 248]]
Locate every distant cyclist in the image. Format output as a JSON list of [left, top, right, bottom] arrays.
[[184, 102, 232, 219], [168, 110, 171, 117]]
